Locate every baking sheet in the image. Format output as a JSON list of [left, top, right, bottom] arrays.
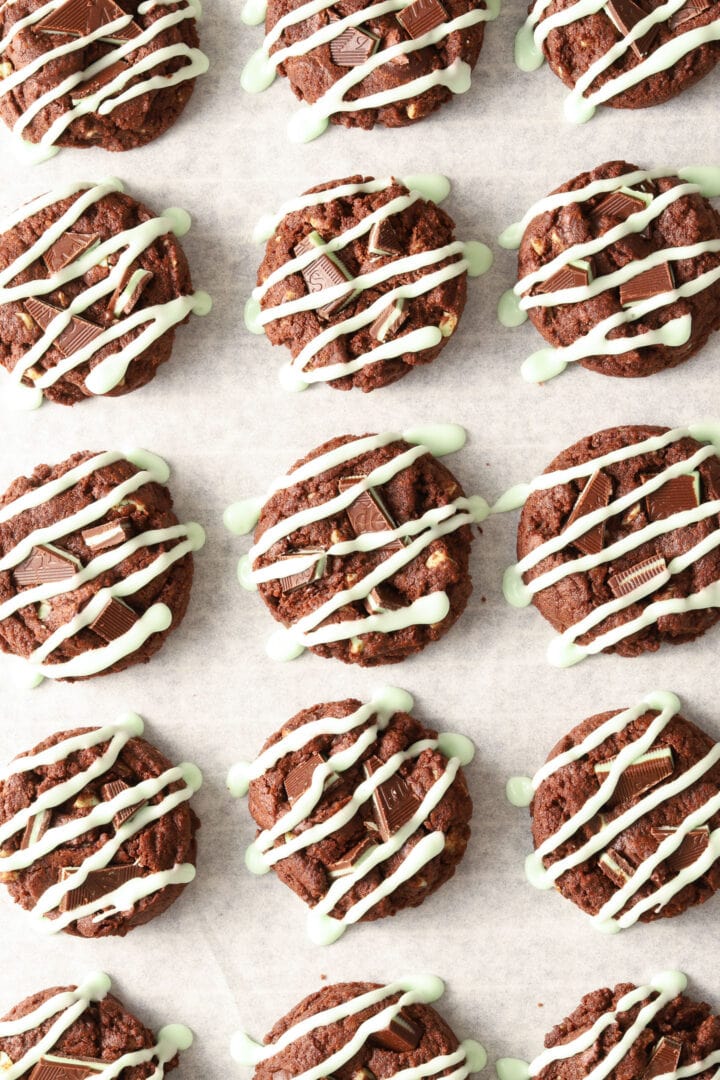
[[1, 1, 720, 1074]]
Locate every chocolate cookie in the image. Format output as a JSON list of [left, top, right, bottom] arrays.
[[0, 713, 201, 938], [0, 179, 211, 408], [248, 173, 491, 394], [228, 686, 474, 944], [499, 161, 720, 382], [232, 975, 486, 1080], [0, 972, 190, 1078], [496, 971, 720, 1080], [241, 0, 497, 142], [0, 0, 209, 160], [501, 421, 720, 666], [0, 448, 204, 686], [514, 0, 720, 122], [509, 689, 720, 931], [224, 423, 488, 666]]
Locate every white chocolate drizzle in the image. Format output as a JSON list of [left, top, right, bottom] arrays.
[[224, 424, 490, 662], [0, 712, 202, 934], [0, 448, 205, 687], [498, 421, 720, 666], [241, 0, 499, 142], [507, 690, 720, 932], [0, 971, 192, 1080], [231, 974, 487, 1079], [227, 686, 474, 944], [0, 0, 209, 162], [0, 178, 211, 409], [497, 165, 720, 382], [496, 971, 710, 1080], [247, 174, 491, 392]]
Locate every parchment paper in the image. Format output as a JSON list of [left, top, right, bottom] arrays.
[[0, 4, 719, 1075]]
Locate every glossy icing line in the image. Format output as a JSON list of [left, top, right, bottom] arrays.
[[0, 179, 211, 409], [0, 971, 192, 1080]]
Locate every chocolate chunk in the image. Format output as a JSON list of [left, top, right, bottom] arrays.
[[595, 746, 674, 807], [608, 555, 668, 597], [590, 188, 647, 230], [670, 0, 712, 27], [328, 835, 376, 877], [89, 598, 138, 641], [24, 298, 103, 359], [20, 809, 52, 849], [642, 472, 699, 521], [338, 477, 404, 554], [364, 756, 421, 841], [277, 549, 326, 594], [43, 231, 99, 275], [604, 0, 659, 56], [369, 299, 408, 343], [28, 1055, 107, 1079], [620, 262, 675, 306], [330, 22, 378, 65], [642, 1037, 683, 1080], [564, 469, 613, 556], [294, 232, 354, 320], [14, 543, 79, 587], [368, 218, 403, 257], [284, 752, 326, 803], [397, 0, 448, 38], [72, 58, 129, 100], [364, 584, 403, 615], [370, 1011, 423, 1051], [598, 848, 636, 887], [538, 259, 592, 294], [81, 519, 133, 552], [37, 0, 141, 42], [108, 267, 154, 318], [652, 825, 710, 872], [59, 863, 143, 912], [101, 779, 148, 829]]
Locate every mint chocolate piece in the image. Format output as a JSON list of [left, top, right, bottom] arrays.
[[24, 298, 102, 359], [101, 779, 148, 829], [284, 752, 326, 803], [330, 23, 378, 66], [369, 299, 407, 343], [620, 262, 675, 306], [608, 555, 667, 597], [594, 746, 674, 807], [652, 825, 710, 872], [538, 259, 592, 294], [370, 1010, 423, 1051], [590, 187, 648, 230], [642, 1037, 683, 1080], [294, 232, 354, 320], [28, 1055, 107, 1079], [20, 809, 52, 849], [14, 543, 79, 587], [43, 231, 99, 274], [670, 0, 712, 26], [72, 58, 130, 100], [364, 755, 420, 841], [37, 0, 141, 41], [277, 549, 326, 594], [642, 472, 699, 521], [89, 598, 138, 641], [598, 848, 636, 887], [564, 469, 613, 556], [328, 835, 376, 877], [59, 863, 143, 912], [368, 218, 403, 257], [82, 519, 133, 552], [397, 0, 448, 38], [338, 477, 404, 554], [604, 0, 659, 57]]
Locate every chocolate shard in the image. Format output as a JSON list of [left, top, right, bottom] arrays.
[[364, 755, 421, 841], [594, 746, 675, 807], [370, 1010, 424, 1051], [397, 0, 448, 38], [538, 259, 592, 294], [81, 519, 134, 552], [37, 0, 141, 42], [58, 863, 143, 912], [14, 543, 79, 587], [43, 231, 99, 275], [20, 809, 52, 849], [651, 825, 710, 872], [563, 469, 613, 556], [598, 848, 636, 887], [369, 298, 408, 343], [608, 555, 668, 598], [328, 835, 377, 877], [24, 297, 103, 359], [284, 752, 326, 803], [620, 261, 675, 306], [364, 584, 403, 616], [89, 597, 138, 642], [101, 779, 148, 830], [108, 267, 154, 318], [72, 58, 130, 100], [590, 187, 648, 231], [670, 0, 712, 26], [642, 1037, 683, 1080], [642, 472, 699, 521], [294, 232, 355, 320], [330, 22, 379, 66], [368, 218, 403, 257], [28, 1054, 107, 1079], [277, 549, 327, 594], [338, 477, 405, 555], [604, 0, 659, 55]]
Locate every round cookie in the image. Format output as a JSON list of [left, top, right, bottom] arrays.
[[0, 180, 210, 408], [230, 687, 474, 943], [515, 0, 720, 120], [226, 425, 485, 666], [506, 422, 720, 665], [0, 972, 190, 1078], [252, 175, 483, 394], [0, 448, 204, 685], [232, 975, 486, 1080], [0, 713, 201, 938], [497, 971, 720, 1080], [242, 0, 493, 140], [0, 0, 208, 158], [512, 161, 720, 380], [512, 691, 720, 931]]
